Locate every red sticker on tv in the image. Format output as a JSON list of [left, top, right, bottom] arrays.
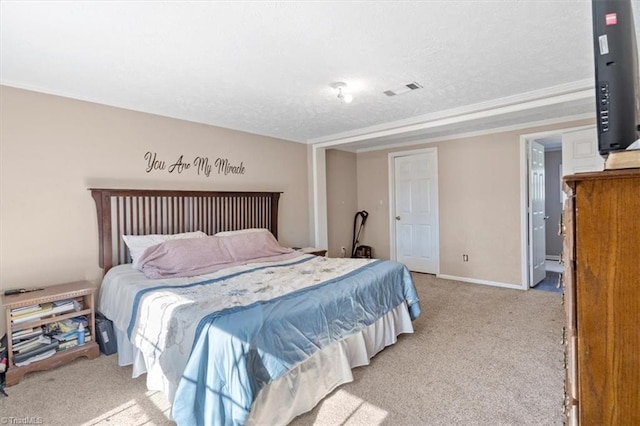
[[605, 13, 617, 26]]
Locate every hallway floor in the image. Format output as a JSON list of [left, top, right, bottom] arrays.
[[532, 259, 563, 293]]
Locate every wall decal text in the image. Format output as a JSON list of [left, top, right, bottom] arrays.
[[144, 152, 246, 178]]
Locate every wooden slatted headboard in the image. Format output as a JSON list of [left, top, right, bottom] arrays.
[[90, 188, 282, 272]]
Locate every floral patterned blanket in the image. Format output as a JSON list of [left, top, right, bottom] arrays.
[[99, 255, 420, 426]]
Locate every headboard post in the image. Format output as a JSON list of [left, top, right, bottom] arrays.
[[90, 188, 283, 272], [91, 189, 113, 271]]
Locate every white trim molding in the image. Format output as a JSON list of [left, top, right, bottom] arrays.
[[311, 145, 328, 249], [355, 113, 593, 154], [437, 274, 524, 291], [519, 134, 530, 290], [309, 79, 594, 147]]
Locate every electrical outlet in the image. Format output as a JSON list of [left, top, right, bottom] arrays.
[[341, 247, 347, 258], [463, 254, 469, 262]]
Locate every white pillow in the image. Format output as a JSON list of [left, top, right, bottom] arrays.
[[214, 228, 270, 237], [122, 231, 207, 269]]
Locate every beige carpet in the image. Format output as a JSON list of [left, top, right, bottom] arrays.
[[0, 273, 564, 425]]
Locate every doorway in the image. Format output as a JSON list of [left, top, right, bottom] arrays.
[[519, 125, 601, 290], [538, 138, 564, 292]]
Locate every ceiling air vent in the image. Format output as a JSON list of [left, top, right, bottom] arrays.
[[384, 81, 423, 96]]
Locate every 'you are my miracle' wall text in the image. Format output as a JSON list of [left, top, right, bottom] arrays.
[[144, 152, 246, 178]]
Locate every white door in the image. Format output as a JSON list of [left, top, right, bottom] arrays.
[[529, 140, 546, 287], [394, 151, 439, 273], [562, 127, 604, 176]]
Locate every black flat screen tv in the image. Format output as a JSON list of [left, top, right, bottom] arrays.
[[592, 0, 640, 155]]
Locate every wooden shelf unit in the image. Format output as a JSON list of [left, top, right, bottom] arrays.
[[562, 169, 640, 425], [3, 280, 100, 386]]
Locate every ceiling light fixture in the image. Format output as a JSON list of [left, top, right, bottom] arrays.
[[330, 82, 353, 104]]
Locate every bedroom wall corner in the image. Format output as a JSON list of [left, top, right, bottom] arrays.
[[0, 86, 311, 336], [326, 149, 358, 258], [356, 152, 392, 260]]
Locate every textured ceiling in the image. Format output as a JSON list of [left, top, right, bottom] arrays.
[[2, 1, 639, 150]]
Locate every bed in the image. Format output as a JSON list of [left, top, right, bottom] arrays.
[[91, 188, 420, 426]]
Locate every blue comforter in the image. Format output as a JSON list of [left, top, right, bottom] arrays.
[[165, 259, 420, 425]]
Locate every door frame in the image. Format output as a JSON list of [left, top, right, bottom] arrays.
[[518, 124, 592, 290], [388, 147, 440, 274]]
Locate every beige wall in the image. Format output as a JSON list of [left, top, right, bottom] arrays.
[[0, 86, 310, 336], [326, 149, 358, 258], [437, 135, 521, 284], [354, 119, 594, 286]]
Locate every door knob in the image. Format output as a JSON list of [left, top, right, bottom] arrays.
[[544, 216, 550, 220], [395, 216, 401, 221]]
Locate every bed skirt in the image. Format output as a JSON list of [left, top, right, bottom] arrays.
[[114, 301, 414, 425]]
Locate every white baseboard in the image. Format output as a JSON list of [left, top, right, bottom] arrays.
[[436, 274, 525, 290], [546, 255, 560, 261]]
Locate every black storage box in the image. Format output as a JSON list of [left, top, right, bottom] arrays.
[[95, 312, 117, 355]]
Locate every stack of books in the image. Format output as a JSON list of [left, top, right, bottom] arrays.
[[12, 332, 59, 365], [56, 330, 92, 351], [11, 299, 76, 325], [11, 327, 43, 343]]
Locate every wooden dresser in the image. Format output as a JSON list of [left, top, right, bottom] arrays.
[[562, 168, 640, 425]]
